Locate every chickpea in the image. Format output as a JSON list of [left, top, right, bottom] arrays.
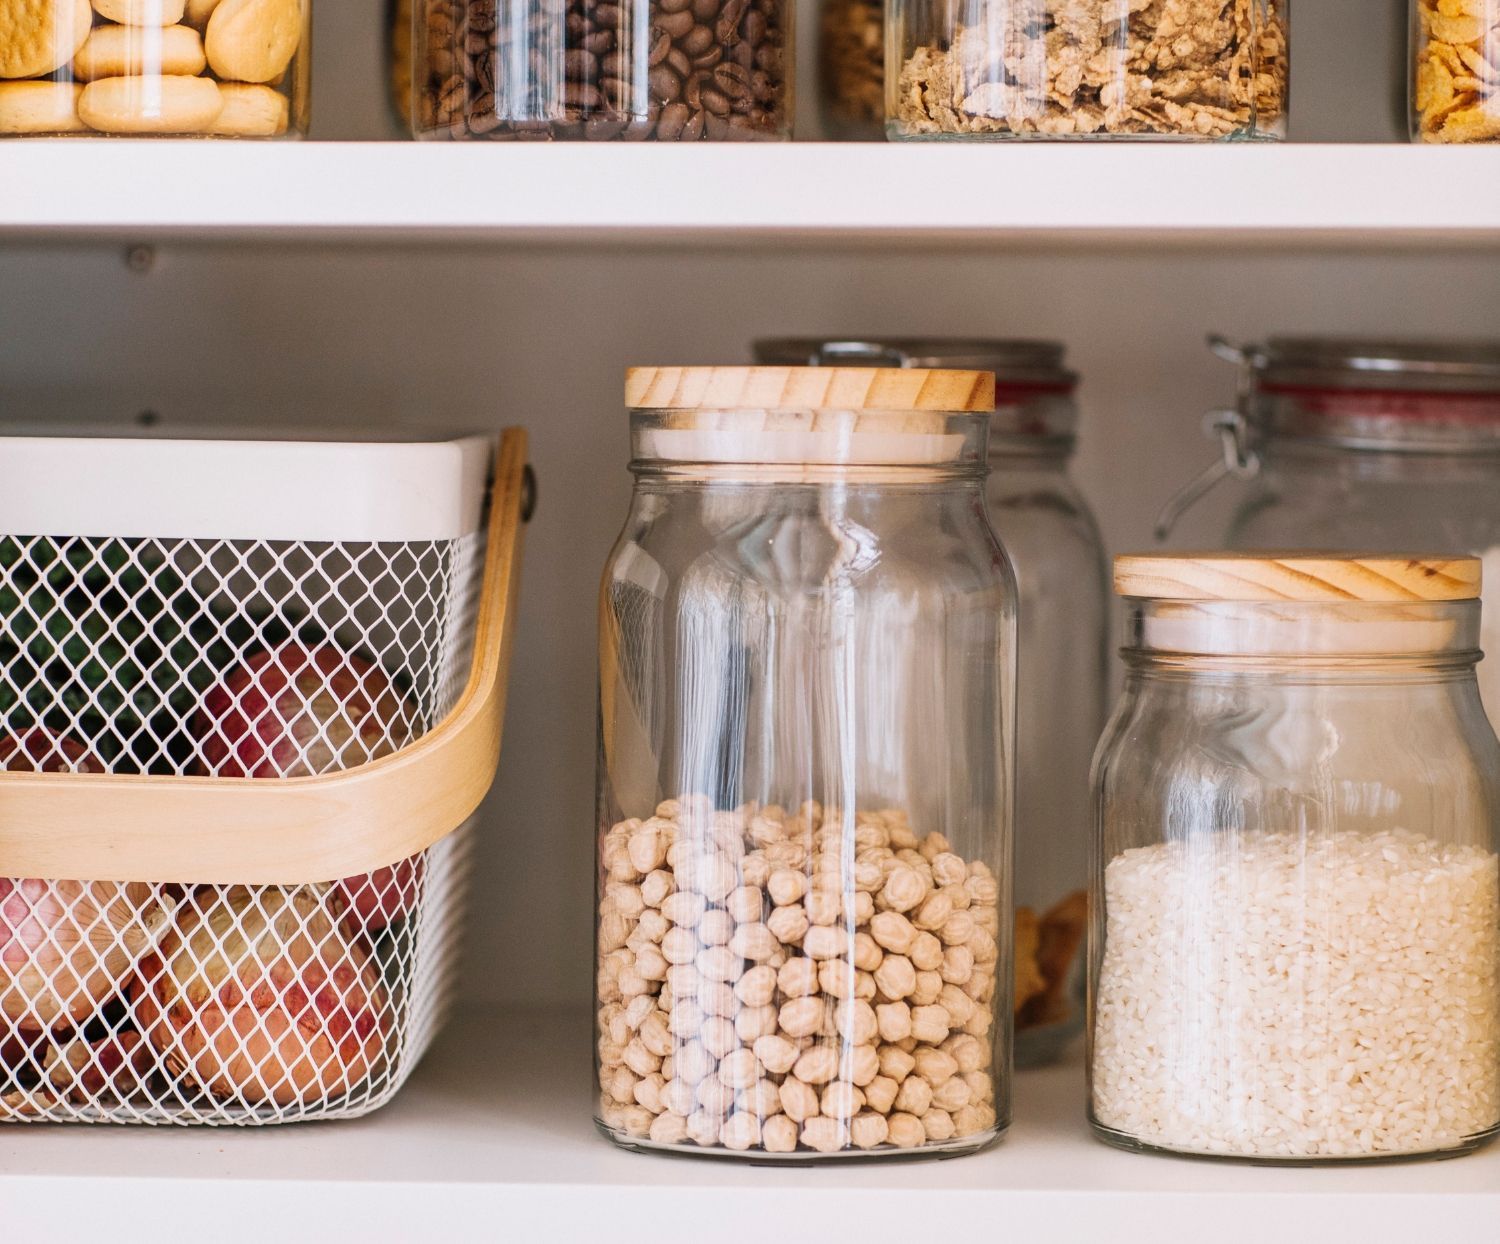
[[876, 1001, 913, 1043], [700, 1015, 739, 1060], [634, 1073, 666, 1113], [686, 1110, 721, 1147], [793, 1045, 840, 1085], [762, 1114, 799, 1153], [728, 922, 780, 962], [921, 1108, 956, 1143], [778, 996, 826, 1038], [660, 892, 707, 928], [765, 904, 809, 945], [963, 1070, 993, 1103], [886, 1111, 926, 1148], [719, 1111, 762, 1151], [737, 1078, 781, 1118], [778, 1076, 820, 1123], [697, 908, 735, 947], [938, 983, 976, 1027], [802, 925, 850, 961], [778, 957, 820, 998], [869, 911, 918, 956], [864, 1075, 899, 1115], [717, 1048, 762, 1090], [628, 827, 669, 875], [911, 970, 944, 1007], [910, 1005, 952, 1046], [753, 1033, 799, 1075], [914, 1047, 958, 1085], [850, 1111, 889, 1149], [674, 1040, 715, 1085], [821, 1081, 865, 1120], [725, 885, 763, 924], [894, 1075, 933, 1115], [881, 866, 928, 914], [800, 1117, 850, 1154], [740, 851, 771, 889], [878, 1044, 915, 1082], [696, 946, 742, 983], [650, 1111, 689, 1145], [939, 909, 976, 947], [734, 963, 778, 1007], [767, 868, 808, 907], [734, 1004, 779, 1043], [873, 954, 916, 1001]]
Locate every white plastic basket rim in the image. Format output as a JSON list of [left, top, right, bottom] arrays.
[[0, 435, 492, 543]]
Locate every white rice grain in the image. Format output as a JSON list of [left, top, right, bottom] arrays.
[[1091, 827, 1500, 1158]]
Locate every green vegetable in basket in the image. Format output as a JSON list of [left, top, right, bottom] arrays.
[[0, 536, 256, 772]]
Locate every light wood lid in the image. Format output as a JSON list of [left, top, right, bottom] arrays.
[[625, 366, 996, 413], [1115, 553, 1481, 602]]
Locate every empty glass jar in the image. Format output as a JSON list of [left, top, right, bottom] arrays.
[[1093, 552, 1500, 1163], [755, 338, 1104, 1066], [414, 0, 793, 139], [596, 365, 1014, 1160], [1159, 336, 1500, 735], [1411, 0, 1500, 143], [0, 0, 309, 138], [888, 0, 1289, 140]]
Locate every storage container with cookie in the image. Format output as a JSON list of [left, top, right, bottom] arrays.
[[0, 428, 530, 1125], [1411, 0, 1500, 143], [412, 0, 793, 140], [1093, 552, 1500, 1163], [754, 339, 1104, 1066], [887, 0, 1289, 140], [596, 366, 1014, 1160], [0, 0, 310, 139]]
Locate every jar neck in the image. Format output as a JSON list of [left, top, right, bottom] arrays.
[[1122, 598, 1482, 676]]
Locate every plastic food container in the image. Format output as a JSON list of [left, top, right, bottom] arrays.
[[1093, 552, 1500, 1163], [0, 0, 311, 139], [888, 0, 1289, 140], [1412, 0, 1500, 143], [413, 0, 793, 140], [0, 428, 529, 1125], [597, 366, 1014, 1161], [754, 339, 1103, 1067]]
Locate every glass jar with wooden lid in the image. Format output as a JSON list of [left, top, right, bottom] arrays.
[[1093, 552, 1500, 1163], [596, 365, 1016, 1161]]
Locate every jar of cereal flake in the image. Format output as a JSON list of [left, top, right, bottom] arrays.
[[888, 0, 1289, 140], [596, 366, 1015, 1161], [1411, 0, 1500, 143], [0, 0, 309, 139], [1092, 552, 1500, 1162]]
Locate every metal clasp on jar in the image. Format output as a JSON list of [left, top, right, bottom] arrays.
[[1153, 335, 1265, 542]]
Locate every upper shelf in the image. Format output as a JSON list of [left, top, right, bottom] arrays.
[[4, 142, 1500, 246]]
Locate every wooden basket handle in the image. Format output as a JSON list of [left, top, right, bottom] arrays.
[[0, 429, 530, 885]]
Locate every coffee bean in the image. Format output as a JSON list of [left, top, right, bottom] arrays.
[[666, 46, 692, 78], [657, 8, 695, 36], [713, 61, 751, 99], [700, 85, 730, 115], [648, 63, 682, 102], [566, 48, 598, 77], [681, 24, 714, 54], [683, 106, 707, 138], [714, 0, 748, 43], [648, 28, 673, 64], [656, 100, 690, 138], [691, 45, 723, 69]]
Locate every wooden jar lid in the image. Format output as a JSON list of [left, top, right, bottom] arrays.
[[625, 367, 997, 413], [1115, 553, 1481, 602]]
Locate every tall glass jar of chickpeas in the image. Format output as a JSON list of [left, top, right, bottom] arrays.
[[595, 366, 1016, 1161]]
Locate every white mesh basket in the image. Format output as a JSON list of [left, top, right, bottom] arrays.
[[0, 429, 528, 1125]]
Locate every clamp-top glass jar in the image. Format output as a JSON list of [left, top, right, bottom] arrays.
[[0, 0, 309, 138], [1093, 553, 1500, 1163], [1159, 337, 1500, 734], [755, 338, 1104, 1066], [596, 366, 1015, 1161]]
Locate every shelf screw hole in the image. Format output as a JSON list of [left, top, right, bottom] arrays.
[[125, 245, 156, 275]]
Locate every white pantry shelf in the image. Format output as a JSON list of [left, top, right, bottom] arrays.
[[3, 143, 1500, 245], [3, 1008, 1497, 1243]]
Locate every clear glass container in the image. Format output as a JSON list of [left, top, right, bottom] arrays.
[[887, 0, 1289, 141], [820, 0, 883, 139], [754, 339, 1105, 1066], [1092, 553, 1500, 1163], [390, 0, 413, 131], [595, 365, 1015, 1161], [0, 0, 309, 138], [414, 0, 792, 140], [1411, 0, 1499, 143], [1158, 336, 1500, 736]]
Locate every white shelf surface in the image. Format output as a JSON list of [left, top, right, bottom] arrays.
[[4, 143, 1500, 244], [4, 1007, 1497, 1241]]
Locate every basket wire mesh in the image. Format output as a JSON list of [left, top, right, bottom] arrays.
[[0, 528, 485, 1125]]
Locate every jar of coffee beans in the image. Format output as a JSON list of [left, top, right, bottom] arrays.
[[414, 0, 793, 140], [596, 367, 1015, 1161]]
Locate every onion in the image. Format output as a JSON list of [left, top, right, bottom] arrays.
[[0, 731, 158, 1033], [196, 643, 414, 778], [47, 1029, 153, 1104], [334, 857, 425, 936], [196, 644, 422, 932], [131, 885, 389, 1108]]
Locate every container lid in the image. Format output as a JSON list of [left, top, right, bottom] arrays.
[[1256, 338, 1500, 394], [1114, 553, 1481, 602], [627, 366, 996, 413], [0, 432, 492, 543], [752, 339, 1077, 443]]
